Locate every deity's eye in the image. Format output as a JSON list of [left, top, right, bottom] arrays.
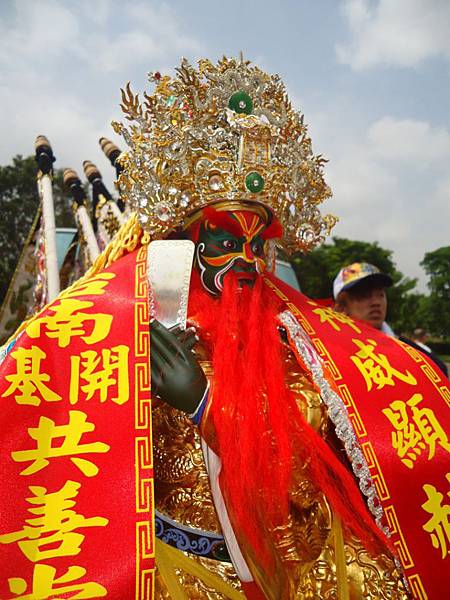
[[222, 239, 237, 251], [251, 240, 264, 256]]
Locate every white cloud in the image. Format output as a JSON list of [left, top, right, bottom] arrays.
[[326, 144, 405, 245], [75, 3, 203, 73], [314, 113, 450, 289], [336, 0, 450, 70], [0, 0, 204, 184], [0, 0, 203, 76], [0, 0, 79, 74], [368, 117, 450, 164]]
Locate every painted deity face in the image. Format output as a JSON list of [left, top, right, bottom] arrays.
[[192, 210, 269, 296]]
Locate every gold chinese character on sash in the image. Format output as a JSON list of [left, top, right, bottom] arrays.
[[26, 299, 113, 349], [6, 564, 107, 599], [383, 393, 450, 469], [2, 346, 61, 406], [422, 474, 450, 559], [311, 305, 361, 333], [0, 480, 108, 562], [60, 272, 115, 299], [350, 338, 417, 391], [12, 410, 110, 477], [70, 345, 130, 405]]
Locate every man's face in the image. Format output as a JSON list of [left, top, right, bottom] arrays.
[[337, 283, 388, 329], [192, 210, 268, 295]]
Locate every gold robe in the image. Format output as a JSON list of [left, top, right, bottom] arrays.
[[153, 343, 409, 600]]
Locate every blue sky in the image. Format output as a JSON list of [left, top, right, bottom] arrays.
[[1, 0, 449, 291]]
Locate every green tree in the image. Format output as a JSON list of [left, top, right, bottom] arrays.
[[291, 237, 417, 331], [0, 155, 74, 305], [393, 292, 431, 337], [421, 247, 450, 338]]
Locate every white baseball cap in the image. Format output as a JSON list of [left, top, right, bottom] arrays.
[[333, 262, 393, 300]]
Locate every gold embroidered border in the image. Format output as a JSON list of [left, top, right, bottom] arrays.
[[395, 339, 423, 363], [361, 441, 390, 500], [136, 521, 155, 600], [408, 574, 428, 600], [286, 301, 316, 336], [135, 361, 151, 425], [135, 246, 148, 299], [135, 437, 154, 512], [135, 302, 149, 357], [338, 384, 367, 438], [384, 505, 414, 569], [312, 337, 343, 381], [397, 339, 450, 408], [134, 247, 155, 598], [265, 279, 343, 378], [264, 278, 316, 335], [422, 362, 450, 408]]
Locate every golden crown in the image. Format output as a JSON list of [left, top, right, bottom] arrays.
[[113, 56, 337, 253]]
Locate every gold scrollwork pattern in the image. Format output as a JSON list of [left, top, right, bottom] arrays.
[[135, 247, 155, 598], [397, 339, 450, 407], [407, 574, 427, 600], [136, 521, 155, 600], [136, 437, 153, 513], [362, 441, 390, 501], [135, 362, 151, 430], [384, 505, 414, 569], [312, 337, 343, 381], [338, 383, 367, 438], [135, 302, 149, 357]]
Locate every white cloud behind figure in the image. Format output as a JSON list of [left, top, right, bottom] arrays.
[[0, 0, 448, 292], [323, 115, 450, 287], [367, 117, 450, 164], [0, 0, 204, 176], [336, 0, 450, 70]]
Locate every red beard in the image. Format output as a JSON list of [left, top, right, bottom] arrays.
[[188, 271, 390, 567]]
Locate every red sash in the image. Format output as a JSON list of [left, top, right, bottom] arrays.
[[1, 249, 448, 600], [0, 247, 154, 599], [265, 273, 450, 600]]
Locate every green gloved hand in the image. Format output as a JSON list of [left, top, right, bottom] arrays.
[[150, 319, 207, 414]]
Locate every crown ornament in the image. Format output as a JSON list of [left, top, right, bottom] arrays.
[[113, 56, 337, 253]]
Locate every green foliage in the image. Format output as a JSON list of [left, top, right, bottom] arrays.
[[291, 236, 419, 332], [421, 247, 450, 338], [393, 292, 431, 337], [0, 154, 74, 305]]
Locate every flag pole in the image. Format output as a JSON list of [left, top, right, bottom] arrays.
[[99, 137, 126, 212], [83, 160, 125, 247], [35, 135, 60, 302], [63, 168, 100, 267]]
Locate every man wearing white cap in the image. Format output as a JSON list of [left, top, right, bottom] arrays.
[[333, 262, 393, 332], [333, 262, 447, 376]]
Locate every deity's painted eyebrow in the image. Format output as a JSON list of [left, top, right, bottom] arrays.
[[204, 207, 244, 238]]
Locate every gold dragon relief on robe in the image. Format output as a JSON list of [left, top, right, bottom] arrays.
[[152, 345, 410, 599]]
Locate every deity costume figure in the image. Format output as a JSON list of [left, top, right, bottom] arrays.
[[0, 57, 449, 600]]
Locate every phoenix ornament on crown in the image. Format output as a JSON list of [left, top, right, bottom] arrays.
[[112, 56, 337, 252]]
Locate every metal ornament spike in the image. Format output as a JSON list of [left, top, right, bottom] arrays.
[[147, 240, 195, 330]]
